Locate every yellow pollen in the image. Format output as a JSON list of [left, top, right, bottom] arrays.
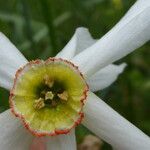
[[57, 91, 68, 101], [45, 91, 54, 100], [44, 75, 54, 88], [34, 98, 45, 110]]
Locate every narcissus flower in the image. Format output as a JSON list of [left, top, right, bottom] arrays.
[[0, 0, 150, 150]]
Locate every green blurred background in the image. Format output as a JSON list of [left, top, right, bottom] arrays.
[[0, 0, 149, 149]]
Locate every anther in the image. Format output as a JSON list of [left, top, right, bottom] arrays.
[[57, 91, 68, 101], [44, 75, 54, 88], [34, 98, 45, 110]]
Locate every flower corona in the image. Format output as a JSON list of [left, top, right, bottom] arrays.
[[10, 58, 89, 136]]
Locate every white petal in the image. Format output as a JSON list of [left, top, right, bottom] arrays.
[[30, 137, 46, 150], [119, 0, 150, 24], [74, 28, 96, 55], [56, 27, 96, 60], [88, 63, 126, 91], [46, 129, 76, 150], [0, 32, 28, 90], [83, 92, 150, 150], [72, 0, 150, 77], [0, 109, 33, 150]]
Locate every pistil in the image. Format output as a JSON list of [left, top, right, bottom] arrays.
[[45, 91, 54, 100]]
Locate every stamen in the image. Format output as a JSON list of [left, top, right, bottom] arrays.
[[57, 91, 68, 101], [34, 98, 45, 110], [44, 75, 54, 88], [45, 91, 54, 100]]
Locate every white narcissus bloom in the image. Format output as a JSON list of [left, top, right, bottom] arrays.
[[0, 0, 150, 150]]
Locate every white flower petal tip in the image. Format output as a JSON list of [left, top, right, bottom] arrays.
[[72, 0, 150, 77], [83, 92, 150, 150], [56, 27, 96, 60], [46, 129, 76, 150], [0, 32, 28, 90], [74, 27, 96, 54], [88, 63, 127, 91], [0, 110, 33, 150]]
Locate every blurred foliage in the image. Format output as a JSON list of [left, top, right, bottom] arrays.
[[0, 0, 149, 149]]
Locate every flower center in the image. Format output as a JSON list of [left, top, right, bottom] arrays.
[[34, 75, 69, 109], [10, 58, 88, 137]]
